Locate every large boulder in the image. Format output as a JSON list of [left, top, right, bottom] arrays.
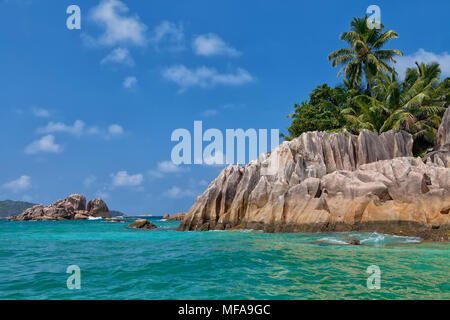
[[178, 129, 450, 241], [64, 194, 86, 211], [87, 198, 111, 218]]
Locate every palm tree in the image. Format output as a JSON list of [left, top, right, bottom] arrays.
[[328, 17, 403, 94], [341, 63, 449, 153]]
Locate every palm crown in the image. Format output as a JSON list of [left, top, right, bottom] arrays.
[[328, 17, 403, 93]]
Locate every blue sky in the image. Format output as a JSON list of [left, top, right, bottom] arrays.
[[1, 0, 449, 215]]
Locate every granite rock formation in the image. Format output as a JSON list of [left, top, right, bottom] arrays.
[[178, 125, 450, 241], [424, 107, 450, 168], [9, 194, 111, 221], [87, 198, 110, 218]]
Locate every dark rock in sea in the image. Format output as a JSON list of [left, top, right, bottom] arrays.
[[8, 194, 112, 221], [127, 219, 157, 230], [106, 218, 126, 223], [178, 123, 450, 241], [347, 238, 361, 245]]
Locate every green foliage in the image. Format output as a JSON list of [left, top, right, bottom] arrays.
[[347, 63, 449, 154], [328, 17, 403, 94], [0, 200, 36, 218], [285, 16, 450, 156], [284, 84, 349, 139]]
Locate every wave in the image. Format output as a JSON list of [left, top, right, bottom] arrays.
[[317, 232, 422, 246], [318, 237, 349, 245], [360, 232, 421, 245]]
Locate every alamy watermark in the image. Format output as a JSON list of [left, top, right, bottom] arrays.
[[366, 5, 381, 30], [366, 265, 381, 290], [66, 265, 81, 290], [66, 5, 81, 30], [170, 121, 281, 175]]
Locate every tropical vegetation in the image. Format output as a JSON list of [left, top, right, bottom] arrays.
[[285, 16, 450, 156]]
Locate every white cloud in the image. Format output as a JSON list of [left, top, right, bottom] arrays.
[[123, 76, 137, 89], [108, 124, 124, 135], [32, 107, 50, 118], [37, 120, 124, 138], [148, 161, 186, 178], [163, 65, 254, 91], [192, 33, 241, 57], [24, 135, 62, 154], [165, 186, 196, 199], [101, 47, 134, 66], [111, 171, 143, 187], [37, 120, 85, 137], [2, 176, 31, 193], [157, 161, 184, 173], [395, 49, 450, 78], [150, 20, 185, 51], [89, 0, 147, 47]]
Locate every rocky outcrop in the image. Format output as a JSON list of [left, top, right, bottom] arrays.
[[87, 198, 110, 218], [127, 219, 157, 230], [178, 128, 450, 241], [9, 194, 111, 221], [435, 107, 450, 151], [424, 108, 450, 168], [163, 213, 186, 221]]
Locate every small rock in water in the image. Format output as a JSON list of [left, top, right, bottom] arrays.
[[347, 238, 361, 245], [127, 219, 157, 230], [107, 218, 125, 223]]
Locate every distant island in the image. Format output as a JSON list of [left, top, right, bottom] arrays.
[[0, 200, 35, 218], [1, 197, 127, 219]]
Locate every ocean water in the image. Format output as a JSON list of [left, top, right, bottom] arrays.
[[0, 218, 448, 300]]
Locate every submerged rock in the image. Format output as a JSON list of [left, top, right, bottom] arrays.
[[347, 238, 361, 245], [9, 194, 111, 221], [178, 126, 450, 241], [127, 219, 157, 230]]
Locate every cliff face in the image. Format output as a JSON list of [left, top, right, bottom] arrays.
[[178, 120, 450, 240], [435, 107, 450, 152]]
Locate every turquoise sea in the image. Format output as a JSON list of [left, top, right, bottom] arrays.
[[0, 218, 448, 300]]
